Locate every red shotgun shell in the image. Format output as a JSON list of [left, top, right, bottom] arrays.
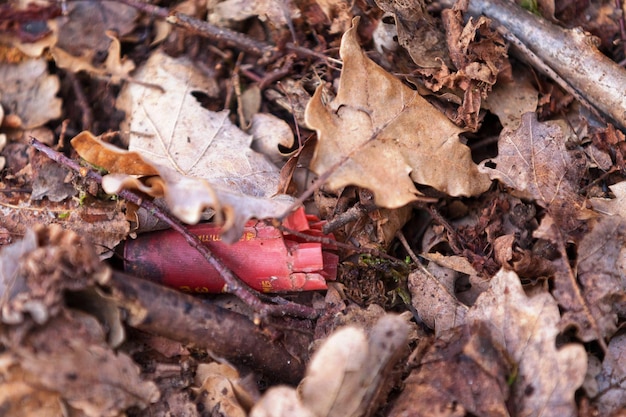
[[123, 209, 338, 293]]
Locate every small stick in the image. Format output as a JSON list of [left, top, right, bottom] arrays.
[[115, 0, 273, 57], [30, 138, 319, 319], [114, 0, 340, 65], [321, 201, 376, 235], [395, 230, 420, 265], [427, 204, 467, 255]]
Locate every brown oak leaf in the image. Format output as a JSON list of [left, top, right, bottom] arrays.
[[305, 17, 492, 209]]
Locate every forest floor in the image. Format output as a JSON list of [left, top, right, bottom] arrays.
[[2, 0, 626, 416]]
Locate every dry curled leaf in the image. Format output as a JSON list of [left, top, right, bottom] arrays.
[[374, 0, 450, 69], [408, 264, 468, 336], [300, 314, 410, 417], [305, 18, 491, 208], [73, 51, 296, 242], [250, 314, 410, 417], [51, 31, 135, 85], [467, 269, 587, 417]]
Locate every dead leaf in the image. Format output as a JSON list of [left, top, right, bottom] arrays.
[[0, 226, 158, 416], [249, 113, 295, 164], [389, 321, 512, 417], [74, 51, 295, 242], [374, 0, 450, 69], [193, 362, 252, 417], [250, 386, 315, 417], [209, 0, 299, 28], [0, 58, 61, 129], [305, 17, 492, 208], [51, 31, 135, 84], [479, 112, 587, 234], [408, 264, 469, 336], [593, 332, 626, 415], [8, 311, 159, 417], [314, 0, 354, 34], [467, 269, 587, 417], [531, 216, 602, 345], [300, 314, 410, 417], [484, 67, 539, 130], [29, 150, 77, 202], [0, 225, 109, 325], [0, 356, 66, 417], [590, 181, 626, 218], [575, 216, 626, 340], [71, 131, 158, 175], [55, 0, 137, 57]]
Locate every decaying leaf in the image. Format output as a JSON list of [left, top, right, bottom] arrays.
[[305, 17, 491, 208], [0, 226, 159, 416], [484, 68, 539, 130], [29, 149, 77, 202], [0, 58, 62, 129], [0, 225, 109, 325], [313, 0, 354, 34], [479, 112, 587, 234], [575, 217, 626, 340], [533, 215, 604, 344], [55, 0, 137, 56], [300, 314, 410, 417], [593, 332, 626, 415], [389, 321, 513, 417], [439, 5, 510, 130], [467, 269, 587, 417], [209, 0, 299, 28], [590, 181, 626, 218], [249, 314, 410, 417], [408, 264, 468, 336], [193, 362, 255, 417], [374, 0, 450, 69], [1, 311, 159, 417], [51, 31, 135, 84], [74, 50, 295, 242]]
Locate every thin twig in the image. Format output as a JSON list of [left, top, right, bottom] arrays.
[[114, 0, 272, 57], [278, 224, 404, 265], [427, 204, 467, 255], [30, 138, 319, 319], [321, 201, 376, 234], [113, 0, 340, 65], [395, 230, 421, 265]]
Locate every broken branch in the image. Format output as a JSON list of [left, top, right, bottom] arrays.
[[467, 0, 626, 129], [107, 270, 307, 385]]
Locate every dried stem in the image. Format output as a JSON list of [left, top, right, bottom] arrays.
[[30, 138, 319, 319]]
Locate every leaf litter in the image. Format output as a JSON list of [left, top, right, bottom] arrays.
[[2, 0, 626, 415]]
